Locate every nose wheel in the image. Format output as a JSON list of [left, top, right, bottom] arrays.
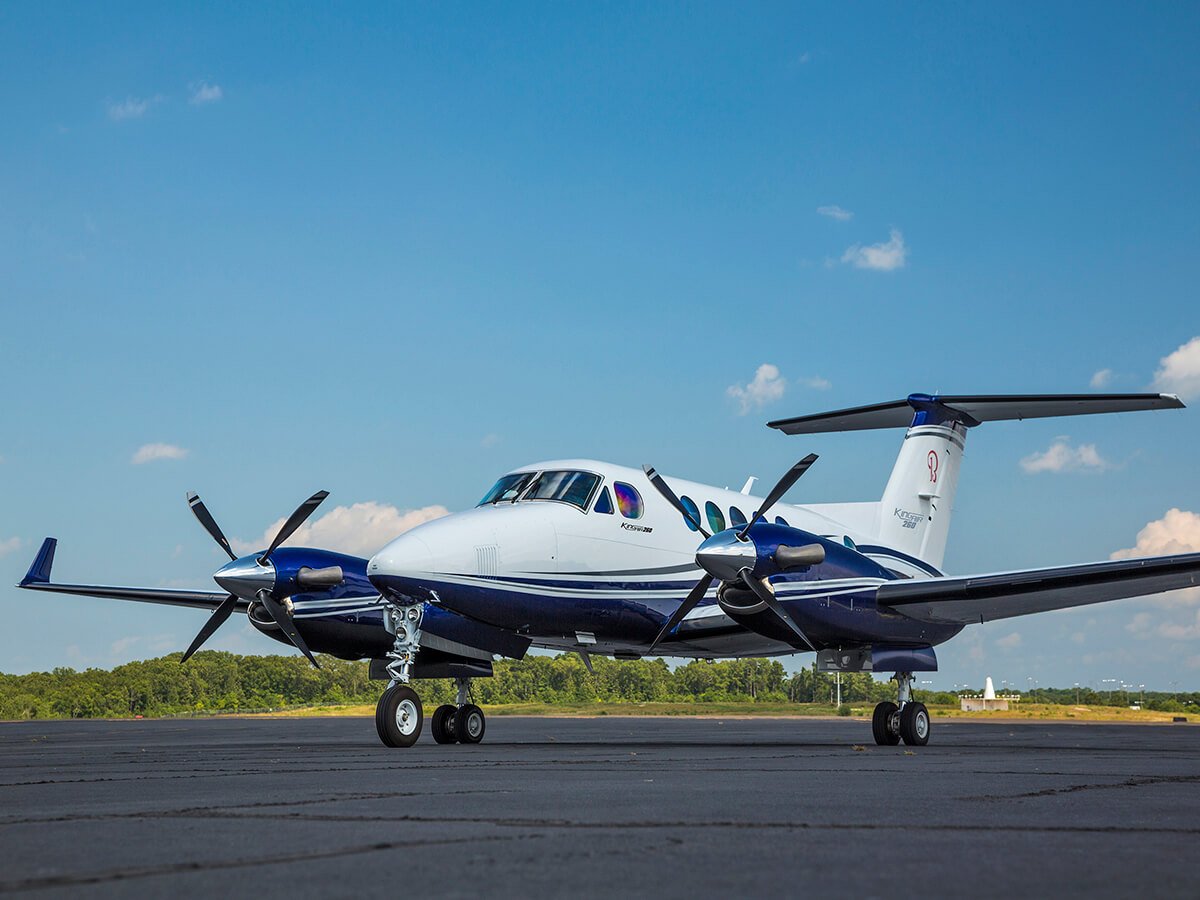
[[871, 672, 930, 746], [376, 685, 423, 748]]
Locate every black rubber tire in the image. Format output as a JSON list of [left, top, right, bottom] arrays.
[[455, 703, 486, 744], [872, 701, 901, 745], [900, 702, 930, 746], [375, 685, 423, 748], [430, 704, 458, 744]]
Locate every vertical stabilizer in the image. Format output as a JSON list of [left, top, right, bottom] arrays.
[[876, 411, 966, 570]]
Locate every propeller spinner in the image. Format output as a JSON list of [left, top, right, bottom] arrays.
[[643, 455, 824, 653], [180, 490, 333, 667]]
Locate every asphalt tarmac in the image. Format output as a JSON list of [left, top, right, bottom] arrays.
[[0, 716, 1196, 898]]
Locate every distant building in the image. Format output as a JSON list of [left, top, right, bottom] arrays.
[[960, 677, 1019, 711]]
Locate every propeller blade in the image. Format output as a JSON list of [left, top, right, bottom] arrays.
[[643, 465, 710, 538], [647, 574, 714, 654], [180, 594, 239, 662], [742, 571, 815, 650], [187, 492, 237, 561], [738, 453, 819, 539], [259, 490, 329, 563], [257, 589, 321, 668]]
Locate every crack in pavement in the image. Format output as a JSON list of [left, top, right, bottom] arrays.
[[0, 834, 528, 892], [968, 772, 1200, 801]]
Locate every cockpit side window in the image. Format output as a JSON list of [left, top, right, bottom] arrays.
[[613, 482, 644, 519], [594, 486, 614, 514], [479, 472, 535, 505], [524, 470, 601, 511]]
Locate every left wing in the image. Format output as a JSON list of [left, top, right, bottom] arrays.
[[16, 538, 238, 611], [877, 551, 1200, 625]]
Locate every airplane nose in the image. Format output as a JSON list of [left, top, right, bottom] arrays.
[[214, 556, 276, 598], [368, 533, 433, 577]]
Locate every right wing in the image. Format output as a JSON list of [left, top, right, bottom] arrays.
[[16, 538, 239, 611], [877, 551, 1200, 625]]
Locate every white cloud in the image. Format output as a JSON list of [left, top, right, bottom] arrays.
[[816, 205, 852, 222], [841, 228, 907, 271], [233, 501, 450, 558], [996, 632, 1022, 650], [1113, 509, 1200, 630], [1112, 508, 1200, 560], [1152, 336, 1200, 400], [107, 95, 160, 121], [727, 364, 787, 414], [189, 81, 223, 105], [797, 52, 811, 65], [131, 443, 189, 464], [481, 433, 502, 448], [1090, 368, 1113, 389], [0, 536, 22, 557], [1019, 437, 1110, 474]]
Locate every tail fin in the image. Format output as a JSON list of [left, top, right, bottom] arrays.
[[20, 538, 57, 586], [769, 393, 1184, 569]]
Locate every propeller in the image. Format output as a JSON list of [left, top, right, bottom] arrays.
[[645, 455, 819, 653], [181, 489, 332, 666]]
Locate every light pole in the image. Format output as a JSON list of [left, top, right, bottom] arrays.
[[1074, 682, 1080, 705]]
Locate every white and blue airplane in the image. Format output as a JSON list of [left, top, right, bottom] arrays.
[[19, 392, 1199, 749]]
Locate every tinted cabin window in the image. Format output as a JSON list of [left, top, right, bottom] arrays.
[[705, 501, 726, 533], [613, 482, 643, 519], [594, 486, 614, 515], [479, 472, 535, 505], [524, 470, 601, 511], [774, 515, 790, 527], [729, 506, 747, 528], [680, 495, 700, 531]]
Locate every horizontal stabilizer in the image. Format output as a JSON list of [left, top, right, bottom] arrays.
[[16, 539, 236, 611], [877, 551, 1200, 625], [768, 392, 1184, 434]]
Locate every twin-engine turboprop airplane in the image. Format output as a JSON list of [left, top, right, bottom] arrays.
[[20, 392, 1200, 749]]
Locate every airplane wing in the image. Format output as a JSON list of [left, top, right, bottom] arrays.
[[877, 551, 1200, 625], [16, 538, 239, 611]]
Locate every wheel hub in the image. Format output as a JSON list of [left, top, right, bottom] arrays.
[[395, 698, 419, 736]]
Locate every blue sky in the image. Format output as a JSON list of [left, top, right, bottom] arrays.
[[2, 3, 1198, 690]]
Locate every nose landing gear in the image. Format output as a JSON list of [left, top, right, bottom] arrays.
[[871, 671, 930, 747]]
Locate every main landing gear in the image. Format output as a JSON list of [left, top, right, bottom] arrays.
[[871, 671, 930, 747], [374, 597, 487, 748]]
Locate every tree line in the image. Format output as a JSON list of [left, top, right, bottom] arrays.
[[1, 652, 1195, 719]]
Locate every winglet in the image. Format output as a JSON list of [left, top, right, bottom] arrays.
[[20, 538, 57, 586]]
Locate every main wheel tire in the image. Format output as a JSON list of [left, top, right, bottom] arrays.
[[455, 703, 486, 744], [375, 685, 423, 748], [431, 704, 458, 744], [872, 701, 901, 745], [900, 701, 930, 746]]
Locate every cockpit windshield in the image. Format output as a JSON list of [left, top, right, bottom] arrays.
[[478, 469, 602, 511], [479, 472, 535, 505], [523, 470, 601, 511]]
